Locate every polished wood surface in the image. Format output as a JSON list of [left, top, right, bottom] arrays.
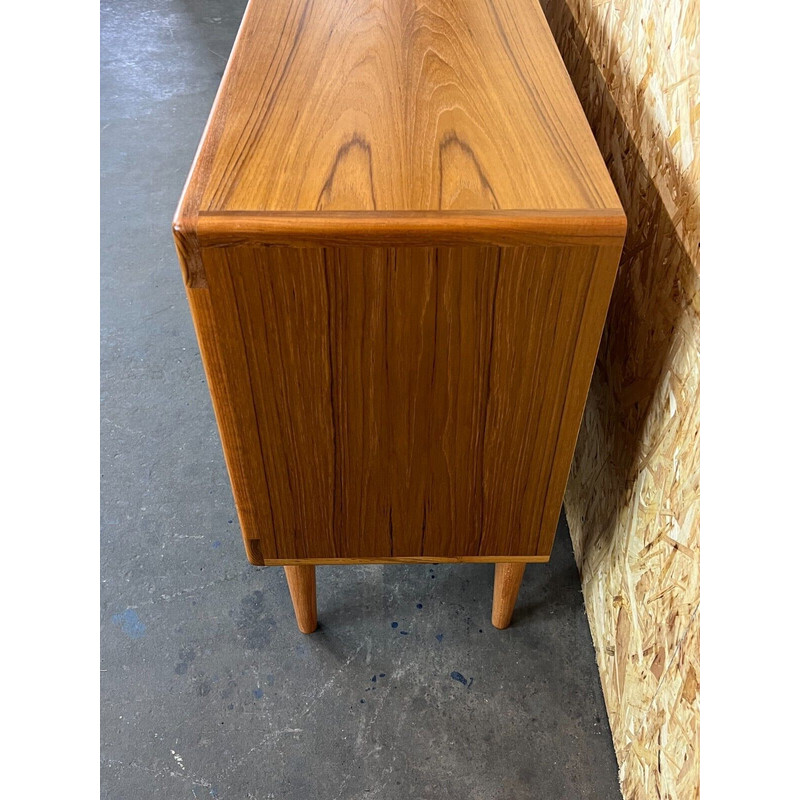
[[180, 0, 621, 213], [491, 563, 526, 629], [284, 565, 317, 633], [174, 0, 625, 287], [189, 241, 620, 562], [174, 0, 625, 569]]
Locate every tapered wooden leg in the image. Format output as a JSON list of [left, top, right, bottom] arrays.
[[492, 563, 526, 629], [284, 565, 317, 633]]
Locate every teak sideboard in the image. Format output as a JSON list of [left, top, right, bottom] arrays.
[[173, 0, 625, 633]]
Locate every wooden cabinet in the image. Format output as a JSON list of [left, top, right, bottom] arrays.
[[174, 0, 625, 631]]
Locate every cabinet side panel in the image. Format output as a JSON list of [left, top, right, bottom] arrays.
[[194, 242, 618, 560], [481, 243, 621, 556]]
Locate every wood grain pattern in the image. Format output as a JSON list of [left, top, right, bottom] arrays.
[[173, 0, 625, 566], [188, 241, 621, 562], [173, 0, 625, 282], [180, 0, 621, 216]]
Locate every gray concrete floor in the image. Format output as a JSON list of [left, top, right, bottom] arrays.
[[100, 1, 621, 797]]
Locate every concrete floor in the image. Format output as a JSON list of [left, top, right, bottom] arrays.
[[100, 1, 621, 797]]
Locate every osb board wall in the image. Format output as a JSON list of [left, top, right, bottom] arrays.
[[537, 1, 699, 798]]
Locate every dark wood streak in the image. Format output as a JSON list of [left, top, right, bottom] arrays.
[[438, 131, 500, 210], [322, 250, 341, 557], [316, 135, 378, 211], [419, 248, 442, 557], [476, 248, 502, 556], [384, 250, 392, 556]]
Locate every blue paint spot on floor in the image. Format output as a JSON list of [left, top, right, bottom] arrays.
[[253, 688, 264, 699], [111, 608, 146, 639], [435, 633, 444, 642], [416, 603, 423, 609], [212, 540, 221, 549], [371, 675, 377, 683], [379, 673, 386, 678], [400, 631, 409, 635], [228, 520, 233, 524], [391, 622, 398, 628], [360, 699, 365, 703], [450, 671, 468, 686]]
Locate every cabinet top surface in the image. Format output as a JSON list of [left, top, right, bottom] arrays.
[[179, 0, 623, 220]]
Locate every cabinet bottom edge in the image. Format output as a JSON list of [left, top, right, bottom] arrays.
[[249, 555, 551, 566]]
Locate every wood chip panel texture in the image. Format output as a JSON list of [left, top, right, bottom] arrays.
[[539, 1, 700, 798]]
